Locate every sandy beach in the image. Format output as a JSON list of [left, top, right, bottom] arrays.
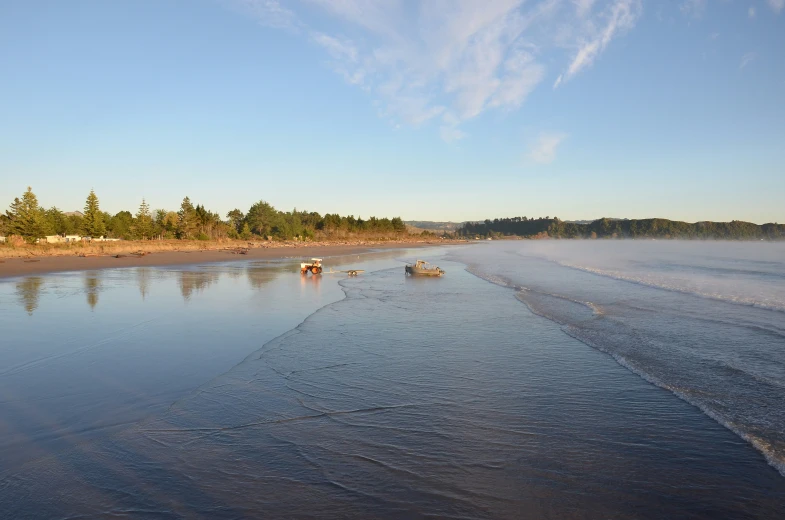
[[0, 240, 453, 279]]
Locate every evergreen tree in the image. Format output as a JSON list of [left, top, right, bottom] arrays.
[[194, 204, 211, 237], [391, 217, 406, 232], [245, 200, 277, 237], [45, 207, 67, 235], [239, 222, 252, 240], [177, 196, 197, 238], [6, 187, 48, 241], [108, 211, 133, 239], [135, 198, 153, 239], [83, 189, 106, 237], [226, 209, 244, 233]]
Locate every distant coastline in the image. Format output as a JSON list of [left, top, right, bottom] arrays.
[[458, 217, 785, 240]]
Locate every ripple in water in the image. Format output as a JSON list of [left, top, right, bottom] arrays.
[[454, 241, 785, 479], [2, 260, 784, 518]]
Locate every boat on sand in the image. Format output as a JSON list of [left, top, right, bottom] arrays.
[[405, 260, 445, 277]]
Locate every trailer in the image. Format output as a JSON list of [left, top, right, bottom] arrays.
[[325, 269, 365, 277]]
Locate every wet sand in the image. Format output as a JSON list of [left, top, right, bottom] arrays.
[[0, 241, 445, 280]]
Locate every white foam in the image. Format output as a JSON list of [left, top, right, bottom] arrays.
[[560, 326, 785, 478], [464, 253, 785, 479], [557, 261, 785, 313]]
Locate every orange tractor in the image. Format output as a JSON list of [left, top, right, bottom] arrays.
[[300, 258, 323, 275]]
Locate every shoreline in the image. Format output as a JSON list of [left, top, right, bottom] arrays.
[[0, 240, 459, 280]]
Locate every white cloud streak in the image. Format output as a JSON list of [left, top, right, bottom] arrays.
[[311, 33, 358, 62], [527, 132, 568, 164], [232, 0, 300, 30], [559, 0, 642, 86], [680, 0, 782, 18], [573, 0, 598, 18], [439, 124, 467, 144], [679, 0, 707, 18], [311, 32, 368, 85], [234, 1, 642, 140], [767, 0, 785, 14], [740, 52, 757, 69]]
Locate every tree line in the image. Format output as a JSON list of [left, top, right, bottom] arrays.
[[1, 187, 408, 243], [460, 216, 785, 240]]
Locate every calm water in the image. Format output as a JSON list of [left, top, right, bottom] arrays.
[[1, 242, 784, 518]]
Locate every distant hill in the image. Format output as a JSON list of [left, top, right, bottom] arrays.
[[408, 219, 627, 229], [404, 221, 466, 232], [459, 217, 785, 240], [565, 218, 627, 225]]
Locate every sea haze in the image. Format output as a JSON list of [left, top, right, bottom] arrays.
[[1, 242, 784, 518]]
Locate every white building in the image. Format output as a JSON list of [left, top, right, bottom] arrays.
[[38, 235, 98, 244]]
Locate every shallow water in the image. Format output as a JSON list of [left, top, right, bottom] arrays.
[[1, 243, 784, 518], [0, 251, 403, 474], [451, 241, 785, 477]]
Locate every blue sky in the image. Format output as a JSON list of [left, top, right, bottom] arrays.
[[1, 0, 783, 223]]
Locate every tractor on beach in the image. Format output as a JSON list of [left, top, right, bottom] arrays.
[[300, 258, 323, 275]]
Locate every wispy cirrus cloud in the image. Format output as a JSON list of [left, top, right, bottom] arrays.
[[527, 132, 569, 164], [310, 32, 367, 85], [740, 52, 757, 69], [233, 0, 642, 141], [767, 0, 785, 14], [232, 0, 301, 30], [555, 0, 641, 88], [679, 0, 783, 18], [679, 0, 707, 18]]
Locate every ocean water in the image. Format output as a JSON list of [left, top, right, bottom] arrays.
[[1, 242, 784, 518], [450, 241, 785, 479]]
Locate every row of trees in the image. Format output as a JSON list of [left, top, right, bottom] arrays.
[[2, 187, 409, 243], [3, 187, 111, 240], [460, 217, 785, 240]]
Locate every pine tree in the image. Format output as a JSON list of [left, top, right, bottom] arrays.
[[83, 189, 106, 238], [239, 222, 252, 240], [177, 196, 197, 239], [135, 198, 153, 239], [6, 187, 48, 241]]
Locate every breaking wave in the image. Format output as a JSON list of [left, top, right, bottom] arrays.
[[554, 261, 785, 314], [465, 260, 785, 478]]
